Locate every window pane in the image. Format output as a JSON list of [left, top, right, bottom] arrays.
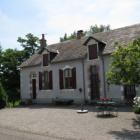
[[65, 77, 72, 89], [64, 69, 72, 77], [44, 71, 49, 89]]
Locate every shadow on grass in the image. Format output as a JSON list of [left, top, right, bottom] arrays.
[[108, 129, 140, 140], [109, 116, 140, 140]]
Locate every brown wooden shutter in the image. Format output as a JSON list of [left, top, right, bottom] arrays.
[[49, 71, 53, 89], [43, 54, 48, 66], [72, 68, 76, 89], [39, 72, 42, 90], [59, 69, 64, 89], [88, 44, 97, 60]]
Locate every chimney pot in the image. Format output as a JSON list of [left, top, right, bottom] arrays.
[[77, 30, 84, 39]]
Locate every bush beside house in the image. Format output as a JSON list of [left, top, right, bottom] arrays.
[[0, 82, 7, 109], [133, 96, 140, 114]]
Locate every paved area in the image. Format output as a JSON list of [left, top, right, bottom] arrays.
[[0, 105, 140, 140], [0, 127, 58, 140]]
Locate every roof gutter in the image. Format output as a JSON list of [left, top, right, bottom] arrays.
[[100, 55, 106, 97], [82, 58, 86, 103]]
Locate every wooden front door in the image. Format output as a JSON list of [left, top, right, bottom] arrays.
[[32, 79, 36, 99], [124, 85, 136, 104], [90, 65, 100, 100]]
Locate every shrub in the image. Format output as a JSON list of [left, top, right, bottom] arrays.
[[0, 82, 7, 109], [133, 96, 140, 114]]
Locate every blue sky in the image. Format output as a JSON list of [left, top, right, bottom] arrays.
[[0, 0, 140, 50]]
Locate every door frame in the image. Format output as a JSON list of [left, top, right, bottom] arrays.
[[90, 65, 100, 100], [123, 85, 136, 104], [32, 79, 36, 99]]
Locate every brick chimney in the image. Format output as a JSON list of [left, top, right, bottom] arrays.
[[77, 30, 84, 39], [40, 34, 47, 49]]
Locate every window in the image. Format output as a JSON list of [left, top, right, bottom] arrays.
[[39, 71, 53, 90], [88, 44, 98, 60], [43, 54, 48, 66], [64, 69, 72, 89], [59, 68, 76, 89], [44, 71, 49, 89]]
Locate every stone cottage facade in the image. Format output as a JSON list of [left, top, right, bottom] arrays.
[[20, 24, 140, 104]]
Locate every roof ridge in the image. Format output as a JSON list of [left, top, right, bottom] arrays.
[[90, 23, 140, 37]]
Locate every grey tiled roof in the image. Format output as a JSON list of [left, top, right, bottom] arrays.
[[20, 23, 140, 68]]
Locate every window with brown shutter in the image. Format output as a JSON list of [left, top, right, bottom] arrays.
[[88, 44, 98, 60], [59, 69, 64, 89], [64, 69, 72, 89], [39, 72, 42, 90], [44, 71, 49, 89], [43, 54, 48, 66], [60, 68, 76, 89], [44, 71, 53, 90]]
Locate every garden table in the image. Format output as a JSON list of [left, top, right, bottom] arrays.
[[96, 101, 118, 117]]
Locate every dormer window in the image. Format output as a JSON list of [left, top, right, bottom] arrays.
[[43, 54, 49, 66], [88, 44, 98, 60]]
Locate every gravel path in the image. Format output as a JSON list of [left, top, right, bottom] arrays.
[[0, 105, 139, 140]]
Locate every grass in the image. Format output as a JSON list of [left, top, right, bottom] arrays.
[[7, 100, 21, 108]]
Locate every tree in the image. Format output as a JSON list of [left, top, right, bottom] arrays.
[[107, 39, 140, 86], [0, 82, 7, 108], [0, 49, 24, 106], [17, 33, 40, 59], [89, 24, 110, 34], [60, 31, 77, 42], [59, 24, 111, 42]]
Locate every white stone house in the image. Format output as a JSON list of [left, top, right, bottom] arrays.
[[20, 24, 140, 104]]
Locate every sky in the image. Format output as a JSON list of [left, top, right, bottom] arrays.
[[0, 0, 140, 50]]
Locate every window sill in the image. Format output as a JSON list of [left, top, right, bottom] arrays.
[[60, 89, 75, 91], [40, 89, 53, 91]]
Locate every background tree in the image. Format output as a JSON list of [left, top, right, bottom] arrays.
[[60, 24, 111, 42], [107, 39, 140, 87], [60, 32, 77, 42], [0, 48, 24, 106], [89, 24, 110, 34], [17, 33, 40, 59], [0, 82, 7, 108]]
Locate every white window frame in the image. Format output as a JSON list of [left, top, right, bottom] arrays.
[[63, 68, 72, 89]]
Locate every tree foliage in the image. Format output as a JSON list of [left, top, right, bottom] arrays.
[[60, 24, 111, 42], [89, 24, 110, 34], [107, 39, 140, 86], [0, 48, 24, 105], [0, 82, 7, 108], [17, 33, 40, 59], [60, 32, 77, 42]]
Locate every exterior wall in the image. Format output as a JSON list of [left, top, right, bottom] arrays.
[[103, 55, 140, 101], [84, 58, 101, 100], [20, 66, 40, 101], [84, 39, 104, 101], [20, 60, 84, 104]]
